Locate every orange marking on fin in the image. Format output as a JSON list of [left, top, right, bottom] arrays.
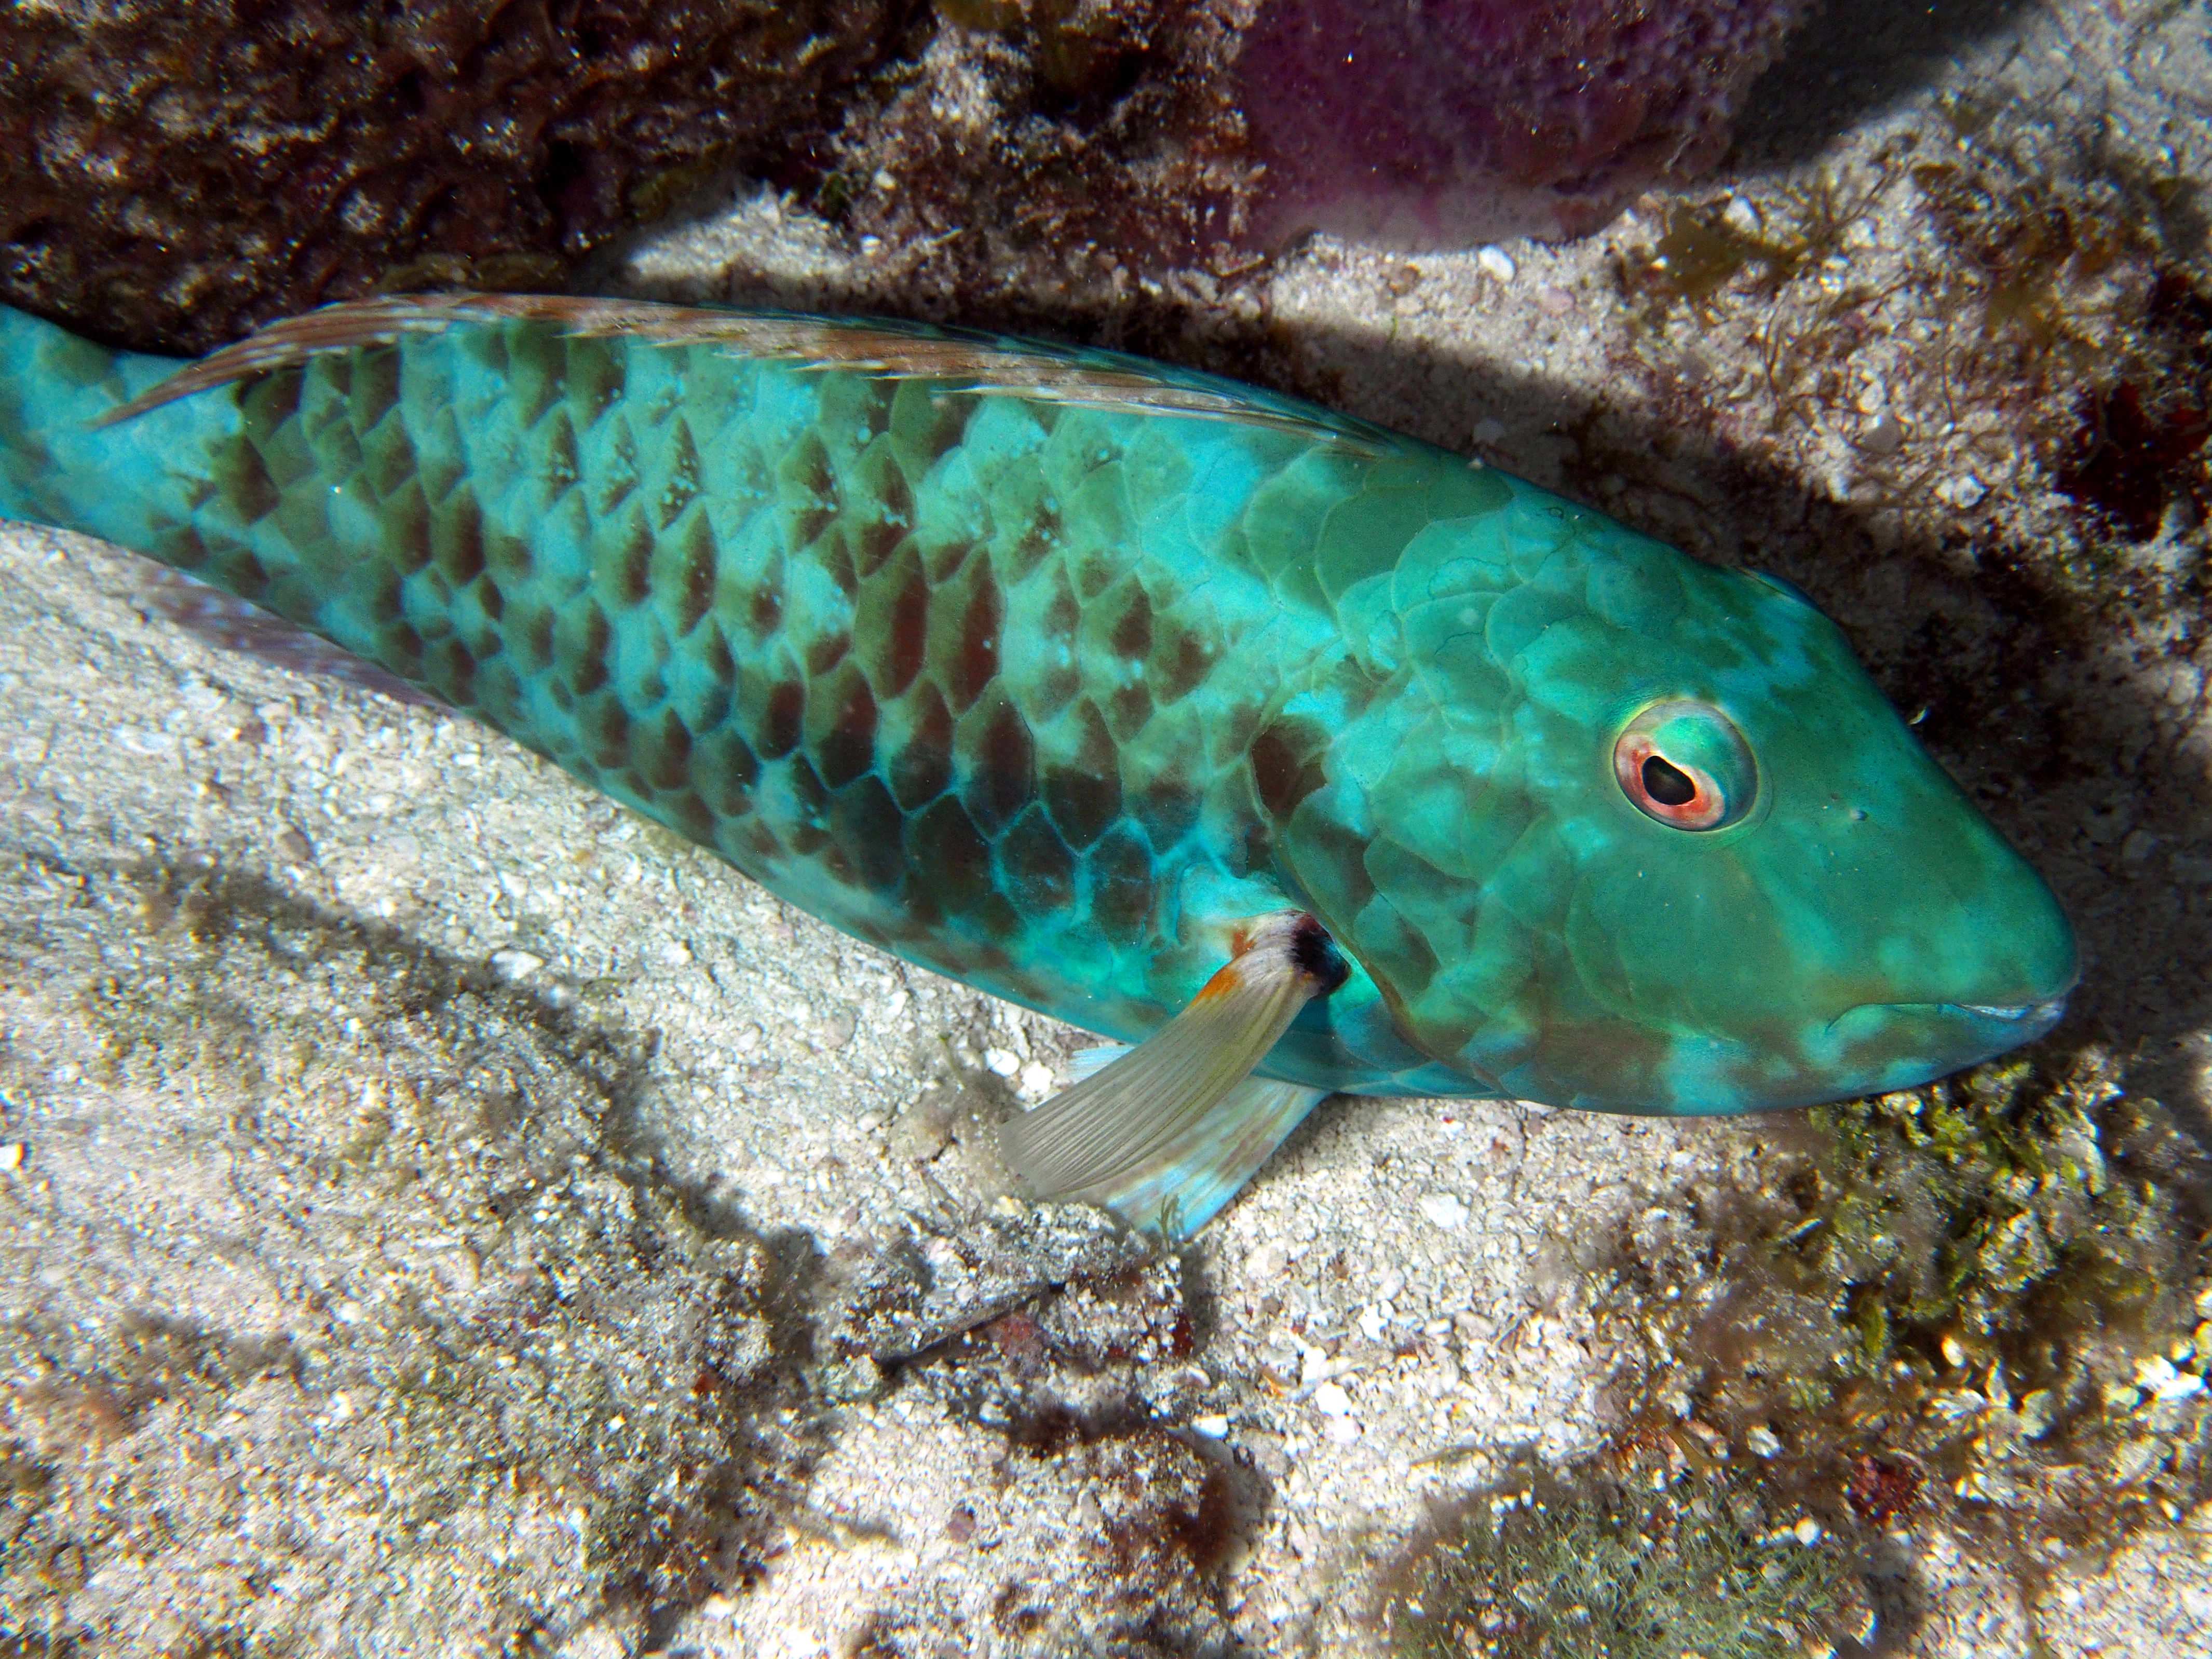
[[1191, 960, 1252, 1004]]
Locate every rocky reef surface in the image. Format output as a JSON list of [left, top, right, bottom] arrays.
[[0, 0, 914, 355], [5, 2, 2212, 1656], [2, 0, 1838, 359]]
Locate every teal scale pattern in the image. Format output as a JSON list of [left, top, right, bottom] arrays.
[[0, 302, 2076, 1116], [0, 304, 1489, 1096]]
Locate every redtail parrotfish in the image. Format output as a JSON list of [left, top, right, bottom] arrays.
[[0, 294, 2077, 1239]]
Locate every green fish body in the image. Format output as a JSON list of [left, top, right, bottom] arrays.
[[0, 295, 2075, 1234]]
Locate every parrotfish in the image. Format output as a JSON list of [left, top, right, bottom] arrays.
[[0, 294, 2076, 1238]]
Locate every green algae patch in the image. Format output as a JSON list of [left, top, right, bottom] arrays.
[[1381, 1455, 1868, 1659], [1593, 1050, 2212, 1623]]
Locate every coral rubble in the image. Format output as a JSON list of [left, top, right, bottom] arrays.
[[788, 0, 1256, 345]]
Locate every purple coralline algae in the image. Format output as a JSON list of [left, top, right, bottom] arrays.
[[1234, 0, 1821, 249]]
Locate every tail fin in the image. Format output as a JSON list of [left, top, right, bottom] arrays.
[[0, 305, 225, 546]]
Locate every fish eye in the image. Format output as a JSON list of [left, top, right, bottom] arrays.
[[1613, 700, 1757, 831]]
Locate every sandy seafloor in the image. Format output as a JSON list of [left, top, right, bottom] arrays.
[[6, 3, 2212, 1655]]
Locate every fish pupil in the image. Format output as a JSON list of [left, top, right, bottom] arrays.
[[1642, 754, 1698, 807]]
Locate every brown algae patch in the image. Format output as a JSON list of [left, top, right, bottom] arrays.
[[1591, 1052, 2212, 1622], [1376, 1052, 2211, 1657], [1612, 97, 2208, 608]]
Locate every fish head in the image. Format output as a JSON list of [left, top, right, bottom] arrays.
[[1296, 513, 2076, 1114]]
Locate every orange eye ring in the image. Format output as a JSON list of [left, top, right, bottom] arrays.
[[1611, 699, 1756, 832], [1614, 731, 1728, 829]]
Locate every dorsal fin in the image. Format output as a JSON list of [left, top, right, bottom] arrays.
[[97, 292, 1401, 456]]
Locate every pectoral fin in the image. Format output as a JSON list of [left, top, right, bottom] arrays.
[[999, 912, 1346, 1240]]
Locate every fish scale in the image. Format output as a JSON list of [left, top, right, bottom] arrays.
[[0, 298, 1474, 1095], [0, 294, 2075, 1234]]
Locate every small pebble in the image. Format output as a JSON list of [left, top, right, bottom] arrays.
[[1535, 284, 1576, 316], [1417, 1192, 1469, 1229], [984, 1047, 1021, 1078], [1312, 1381, 1354, 1418], [1323, 1414, 1362, 1446], [1745, 1424, 1783, 1457], [2110, 1438, 2163, 1483], [1476, 244, 1517, 282], [1793, 1518, 1824, 1545], [0, 1142, 23, 1172], [1191, 1414, 1231, 1439], [1937, 473, 1988, 510], [491, 947, 545, 982], [1861, 413, 1905, 456]]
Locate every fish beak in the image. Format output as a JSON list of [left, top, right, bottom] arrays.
[[1956, 995, 2070, 1033]]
